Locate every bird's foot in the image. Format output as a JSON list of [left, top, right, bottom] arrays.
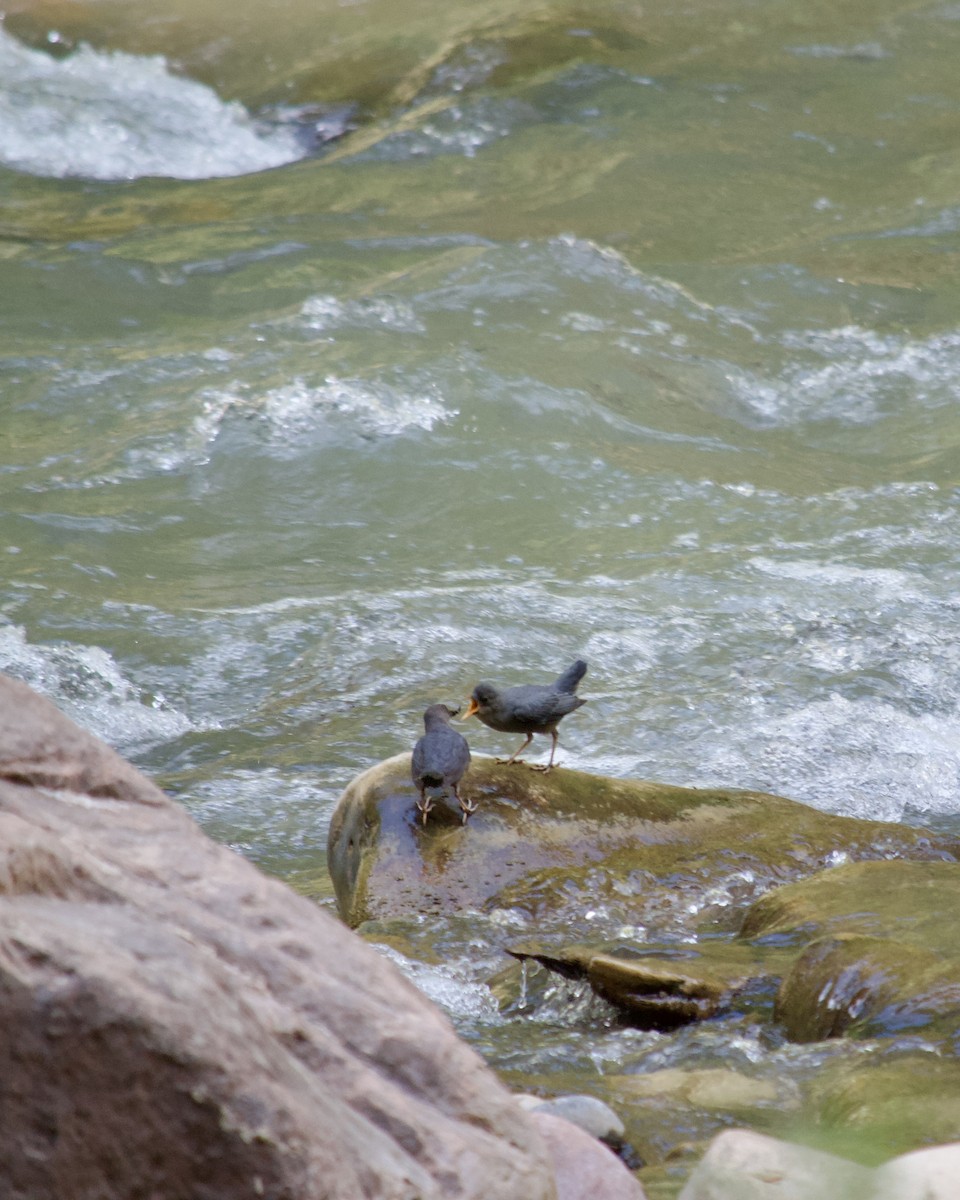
[[416, 799, 433, 825], [496, 756, 524, 766], [529, 762, 556, 773]]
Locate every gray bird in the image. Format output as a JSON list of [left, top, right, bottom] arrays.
[[411, 703, 474, 825], [462, 659, 587, 771]]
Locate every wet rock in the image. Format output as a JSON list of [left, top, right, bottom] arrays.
[[775, 931, 960, 1042], [676, 1128, 874, 1199], [741, 861, 960, 1045], [0, 673, 555, 1200], [529, 1110, 647, 1200], [327, 755, 945, 933], [874, 1142, 960, 1200]]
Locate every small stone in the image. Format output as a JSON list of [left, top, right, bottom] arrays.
[[528, 1094, 626, 1143]]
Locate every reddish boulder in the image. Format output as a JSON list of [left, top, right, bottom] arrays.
[[0, 672, 555, 1200]]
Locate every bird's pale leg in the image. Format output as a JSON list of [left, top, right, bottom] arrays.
[[497, 732, 533, 766], [455, 783, 478, 823], [416, 788, 434, 825], [530, 730, 559, 772]]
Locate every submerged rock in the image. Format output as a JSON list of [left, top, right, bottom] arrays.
[[327, 754, 945, 932], [609, 1067, 790, 1169], [0, 673, 556, 1200], [807, 1055, 960, 1161], [612, 1067, 784, 1116]]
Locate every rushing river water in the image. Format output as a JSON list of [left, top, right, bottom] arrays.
[[3, 0, 960, 1187]]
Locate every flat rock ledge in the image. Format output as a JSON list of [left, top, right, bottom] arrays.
[[0, 672, 562, 1200]]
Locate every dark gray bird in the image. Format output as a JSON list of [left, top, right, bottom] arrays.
[[462, 659, 587, 771], [411, 703, 473, 825]]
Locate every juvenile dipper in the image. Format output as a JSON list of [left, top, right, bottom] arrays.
[[411, 703, 474, 824], [462, 659, 587, 771]]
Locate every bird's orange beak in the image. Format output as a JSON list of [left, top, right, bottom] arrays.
[[461, 697, 479, 720]]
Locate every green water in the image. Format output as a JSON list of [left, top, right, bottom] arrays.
[[3, 0, 960, 1186]]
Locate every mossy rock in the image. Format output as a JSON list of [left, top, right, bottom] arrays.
[[327, 755, 948, 931], [741, 859, 960, 949], [776, 931, 960, 1043], [740, 860, 960, 1044]]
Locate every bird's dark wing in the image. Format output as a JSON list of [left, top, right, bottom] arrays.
[[499, 685, 578, 727], [496, 686, 550, 725]]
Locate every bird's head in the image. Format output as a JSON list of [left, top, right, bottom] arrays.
[[462, 682, 497, 719], [423, 702, 460, 727]]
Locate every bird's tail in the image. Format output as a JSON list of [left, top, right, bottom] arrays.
[[554, 659, 587, 693]]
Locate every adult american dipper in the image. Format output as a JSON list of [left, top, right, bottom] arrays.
[[462, 659, 587, 771], [411, 703, 474, 825]]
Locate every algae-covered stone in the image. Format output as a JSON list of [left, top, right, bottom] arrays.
[[594, 1068, 793, 1188], [740, 861, 960, 1045], [327, 755, 945, 931], [612, 1070, 782, 1113], [775, 932, 960, 1043], [610, 1068, 783, 1113], [740, 859, 960, 948]]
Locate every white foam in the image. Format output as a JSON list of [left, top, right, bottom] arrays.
[[0, 622, 193, 751], [0, 29, 303, 180], [300, 294, 426, 334], [725, 325, 960, 428], [375, 946, 503, 1024], [257, 376, 451, 440], [736, 694, 960, 822], [89, 370, 452, 482]]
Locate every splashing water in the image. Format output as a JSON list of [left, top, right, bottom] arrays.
[[0, 29, 304, 180]]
